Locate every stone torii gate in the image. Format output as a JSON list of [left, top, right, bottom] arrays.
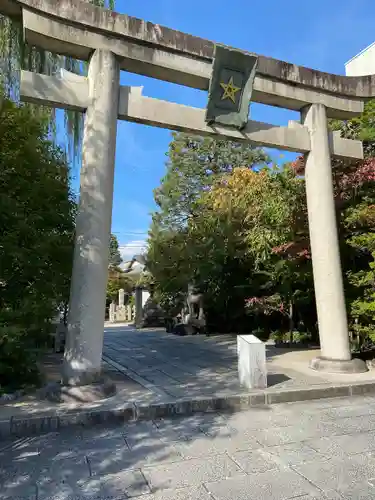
[[1, 0, 374, 386]]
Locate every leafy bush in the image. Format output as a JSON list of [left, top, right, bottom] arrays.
[[0, 326, 41, 394], [270, 329, 312, 344], [0, 97, 75, 392]]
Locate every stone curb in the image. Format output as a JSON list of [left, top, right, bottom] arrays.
[[1, 381, 375, 441]]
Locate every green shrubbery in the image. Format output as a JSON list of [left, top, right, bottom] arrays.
[[0, 98, 75, 393], [0, 326, 41, 394]]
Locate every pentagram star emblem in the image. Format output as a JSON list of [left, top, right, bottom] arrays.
[[220, 76, 241, 103]]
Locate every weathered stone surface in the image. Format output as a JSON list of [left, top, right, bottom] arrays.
[[310, 356, 368, 373], [253, 421, 337, 447], [305, 431, 375, 458], [293, 454, 375, 495], [265, 442, 322, 465], [7, 0, 375, 98], [237, 334, 267, 389], [205, 467, 320, 500], [139, 486, 213, 500], [174, 433, 260, 459], [6, 395, 375, 497], [37, 378, 116, 403], [4, 329, 375, 441], [229, 449, 279, 474], [142, 455, 243, 490], [80, 469, 151, 498]]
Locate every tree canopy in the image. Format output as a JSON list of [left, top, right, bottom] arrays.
[[109, 234, 122, 268], [0, 96, 76, 392], [148, 103, 375, 345]]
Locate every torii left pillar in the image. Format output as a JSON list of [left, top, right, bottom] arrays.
[[63, 50, 119, 385]]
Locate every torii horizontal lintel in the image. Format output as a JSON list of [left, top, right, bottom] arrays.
[[20, 70, 363, 160], [1, 0, 372, 100], [20, 9, 364, 120]]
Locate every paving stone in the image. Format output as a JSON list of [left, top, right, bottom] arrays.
[[229, 449, 280, 474], [123, 421, 162, 448], [25, 430, 84, 460], [175, 433, 260, 459], [0, 477, 37, 500], [253, 421, 338, 447], [75, 429, 129, 456], [339, 480, 375, 499], [0, 455, 40, 485], [324, 403, 375, 420], [38, 454, 90, 485], [306, 431, 375, 457], [125, 435, 173, 456], [141, 370, 180, 386], [224, 408, 295, 431], [134, 425, 192, 448], [79, 469, 151, 498], [198, 415, 244, 437], [88, 442, 184, 475], [142, 455, 243, 491], [331, 414, 375, 435], [293, 454, 375, 494], [36, 481, 81, 500], [293, 493, 343, 500], [275, 397, 358, 413], [205, 467, 320, 500], [139, 485, 212, 500], [153, 415, 210, 441], [0, 442, 40, 466], [265, 441, 324, 465]]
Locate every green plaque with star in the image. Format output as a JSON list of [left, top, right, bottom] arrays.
[[205, 44, 258, 130]]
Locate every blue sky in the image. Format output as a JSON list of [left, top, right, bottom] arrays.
[[66, 0, 375, 262]]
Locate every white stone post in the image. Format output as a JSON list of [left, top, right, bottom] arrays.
[[63, 50, 120, 385], [109, 302, 116, 323], [118, 288, 125, 306], [301, 104, 366, 373], [237, 334, 267, 389], [134, 287, 143, 328]]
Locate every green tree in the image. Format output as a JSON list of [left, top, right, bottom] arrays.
[[148, 134, 271, 332], [106, 273, 134, 302], [200, 165, 313, 337], [153, 132, 270, 230], [109, 234, 122, 268], [0, 96, 75, 392]]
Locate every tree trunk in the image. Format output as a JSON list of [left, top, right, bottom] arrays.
[[288, 299, 294, 344]]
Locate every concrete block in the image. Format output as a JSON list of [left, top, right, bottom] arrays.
[[237, 334, 267, 389], [351, 381, 375, 396], [266, 385, 350, 404]]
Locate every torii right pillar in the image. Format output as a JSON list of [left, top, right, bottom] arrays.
[[302, 103, 367, 373]]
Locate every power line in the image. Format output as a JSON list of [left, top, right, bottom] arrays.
[[111, 231, 149, 236]]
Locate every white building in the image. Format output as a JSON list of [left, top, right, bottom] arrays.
[[345, 41, 375, 76]]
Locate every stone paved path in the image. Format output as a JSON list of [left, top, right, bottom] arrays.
[[3, 394, 375, 498], [102, 326, 329, 400], [2, 326, 375, 428]]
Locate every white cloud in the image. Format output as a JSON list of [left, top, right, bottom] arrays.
[[119, 240, 147, 263]]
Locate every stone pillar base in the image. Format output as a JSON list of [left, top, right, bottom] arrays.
[[37, 377, 116, 403], [310, 356, 368, 374]]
